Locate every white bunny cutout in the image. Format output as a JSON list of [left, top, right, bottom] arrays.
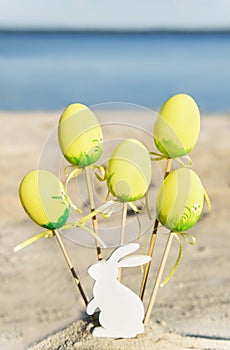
[[87, 243, 151, 338]]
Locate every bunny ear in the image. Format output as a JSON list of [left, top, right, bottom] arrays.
[[118, 255, 151, 268], [109, 243, 140, 262]]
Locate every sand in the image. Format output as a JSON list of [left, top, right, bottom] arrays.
[[0, 110, 229, 350]]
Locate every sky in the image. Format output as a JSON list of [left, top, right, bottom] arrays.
[[0, 0, 229, 30]]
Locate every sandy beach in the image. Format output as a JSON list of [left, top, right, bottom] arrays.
[[0, 110, 229, 350]]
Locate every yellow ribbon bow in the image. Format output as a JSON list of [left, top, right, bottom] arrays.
[[160, 231, 196, 287]]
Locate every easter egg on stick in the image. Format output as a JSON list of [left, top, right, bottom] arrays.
[[144, 168, 210, 325], [19, 169, 88, 306], [106, 139, 152, 281], [58, 103, 104, 261]]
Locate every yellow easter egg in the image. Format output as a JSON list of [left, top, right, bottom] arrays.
[[154, 94, 200, 158], [107, 139, 152, 202], [19, 170, 69, 229], [156, 168, 204, 232], [58, 103, 103, 167]]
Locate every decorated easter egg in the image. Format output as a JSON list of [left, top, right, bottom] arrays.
[[19, 170, 69, 229], [154, 94, 200, 158], [107, 139, 152, 202], [58, 103, 103, 167], [156, 168, 205, 232]]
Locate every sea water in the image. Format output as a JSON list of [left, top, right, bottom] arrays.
[[0, 31, 230, 112]]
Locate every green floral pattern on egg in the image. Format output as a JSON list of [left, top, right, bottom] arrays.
[[158, 204, 202, 232], [65, 142, 103, 168], [154, 138, 192, 158], [42, 207, 70, 230]]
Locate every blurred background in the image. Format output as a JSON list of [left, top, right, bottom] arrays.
[[1, 2, 230, 350], [0, 0, 230, 113]]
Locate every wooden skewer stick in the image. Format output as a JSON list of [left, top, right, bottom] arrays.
[[54, 229, 88, 306], [85, 166, 103, 261], [118, 202, 128, 282], [139, 158, 172, 301], [144, 231, 174, 325]]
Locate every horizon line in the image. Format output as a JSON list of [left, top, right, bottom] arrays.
[[0, 27, 230, 35]]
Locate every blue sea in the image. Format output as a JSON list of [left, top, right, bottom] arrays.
[[0, 31, 230, 112]]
